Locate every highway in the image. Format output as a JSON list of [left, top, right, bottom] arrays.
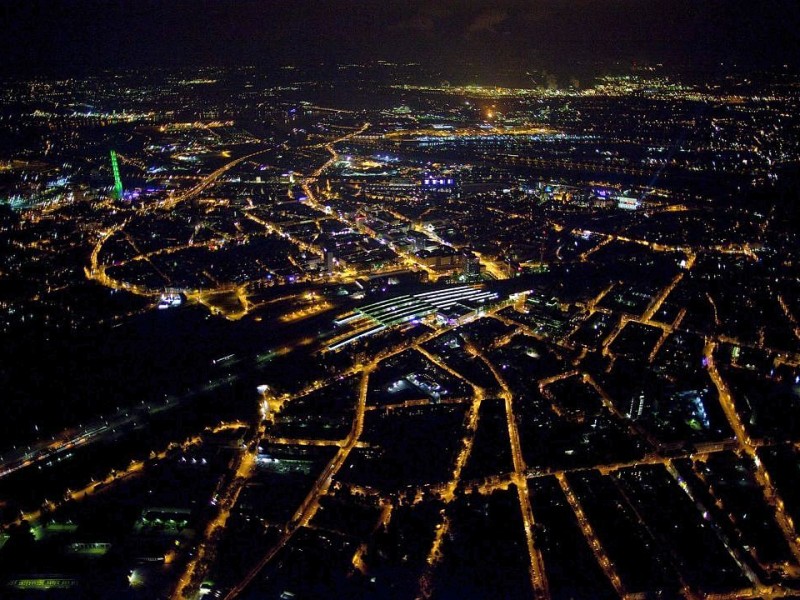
[[0, 422, 245, 532], [0, 387, 207, 484], [160, 148, 272, 211]]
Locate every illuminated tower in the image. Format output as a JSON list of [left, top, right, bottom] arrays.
[[109, 150, 124, 200]]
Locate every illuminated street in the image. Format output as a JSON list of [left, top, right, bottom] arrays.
[[2, 6, 800, 598]]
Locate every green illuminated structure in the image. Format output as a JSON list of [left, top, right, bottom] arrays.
[[109, 150, 123, 200]]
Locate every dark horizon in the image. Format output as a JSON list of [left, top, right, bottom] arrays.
[[3, 0, 800, 78]]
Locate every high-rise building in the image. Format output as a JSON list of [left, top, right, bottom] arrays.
[[627, 392, 647, 421], [324, 249, 336, 272], [463, 253, 481, 278], [109, 150, 124, 200]]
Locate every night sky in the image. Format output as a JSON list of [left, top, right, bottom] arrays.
[[3, 0, 799, 77]]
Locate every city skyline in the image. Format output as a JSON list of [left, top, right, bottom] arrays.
[[1, 4, 800, 599]]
